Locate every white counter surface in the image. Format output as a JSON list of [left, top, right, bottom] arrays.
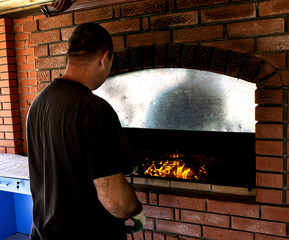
[[0, 153, 29, 180]]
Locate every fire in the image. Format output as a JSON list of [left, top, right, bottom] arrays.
[[143, 155, 208, 181]]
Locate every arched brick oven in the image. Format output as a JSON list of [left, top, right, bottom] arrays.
[[0, 0, 289, 239]]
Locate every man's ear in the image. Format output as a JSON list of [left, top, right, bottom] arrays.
[[99, 50, 110, 68]]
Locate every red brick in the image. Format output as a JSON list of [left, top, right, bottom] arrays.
[[207, 200, 259, 218], [74, 7, 113, 24], [0, 139, 22, 147], [6, 146, 23, 155], [260, 0, 289, 16], [262, 205, 289, 223], [0, 33, 14, 42], [4, 132, 16, 140], [0, 49, 15, 57], [143, 205, 174, 220], [0, 18, 13, 26], [256, 234, 289, 240], [203, 38, 254, 53], [257, 35, 289, 52], [17, 63, 35, 72], [142, 17, 149, 31], [51, 69, 65, 80], [255, 89, 283, 105], [177, 0, 229, 9], [33, 15, 45, 21], [27, 55, 36, 63], [127, 31, 171, 47], [181, 210, 229, 227], [114, 6, 121, 18], [61, 27, 75, 41], [19, 86, 37, 94], [15, 33, 28, 42], [16, 56, 26, 64], [23, 20, 38, 32], [255, 123, 283, 139], [256, 172, 283, 188], [151, 11, 198, 29], [149, 193, 158, 205], [0, 26, 13, 34], [256, 156, 283, 172], [201, 3, 256, 23], [153, 233, 165, 240], [19, 101, 31, 109], [2, 102, 19, 110], [135, 191, 148, 204], [0, 41, 14, 49], [121, 0, 166, 17], [256, 140, 283, 156], [35, 56, 66, 69], [0, 56, 16, 65], [37, 82, 50, 93], [14, 16, 33, 25], [0, 109, 18, 117], [39, 13, 73, 30], [16, 48, 33, 57], [28, 71, 36, 79], [20, 94, 38, 101], [159, 194, 205, 211], [49, 42, 68, 55], [112, 36, 124, 49], [204, 226, 253, 240], [18, 79, 36, 86], [255, 106, 282, 122], [256, 188, 283, 204], [156, 219, 201, 236], [280, 70, 289, 86], [14, 24, 23, 34], [101, 19, 140, 34], [174, 25, 223, 43], [34, 45, 48, 57], [36, 70, 51, 82], [0, 80, 9, 87], [1, 72, 16, 80], [28, 30, 60, 45], [0, 147, 6, 153], [0, 124, 14, 131], [227, 18, 284, 38], [127, 231, 144, 240], [258, 52, 286, 69], [0, 64, 16, 72], [232, 216, 286, 236]]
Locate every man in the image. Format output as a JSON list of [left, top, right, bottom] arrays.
[[27, 23, 145, 240]]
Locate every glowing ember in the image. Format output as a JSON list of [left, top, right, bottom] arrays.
[[143, 154, 208, 181]]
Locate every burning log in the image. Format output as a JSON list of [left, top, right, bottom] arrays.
[[142, 153, 208, 181]]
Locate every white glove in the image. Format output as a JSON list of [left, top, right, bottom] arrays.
[[126, 208, 146, 233]]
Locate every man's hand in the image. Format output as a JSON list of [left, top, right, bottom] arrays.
[[126, 208, 146, 233]]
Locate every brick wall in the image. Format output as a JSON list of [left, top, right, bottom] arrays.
[[0, 0, 289, 239], [0, 18, 22, 154]]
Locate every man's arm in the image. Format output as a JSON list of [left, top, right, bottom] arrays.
[[93, 173, 141, 219]]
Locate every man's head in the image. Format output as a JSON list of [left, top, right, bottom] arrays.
[[67, 23, 113, 63], [62, 23, 114, 90]]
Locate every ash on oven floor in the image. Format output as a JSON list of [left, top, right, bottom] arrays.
[[5, 233, 29, 240]]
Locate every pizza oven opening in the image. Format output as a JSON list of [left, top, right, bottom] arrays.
[[94, 68, 256, 190], [124, 128, 255, 189]]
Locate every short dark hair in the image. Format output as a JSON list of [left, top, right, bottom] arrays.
[[67, 23, 113, 61]]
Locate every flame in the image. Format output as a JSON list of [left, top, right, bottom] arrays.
[[143, 158, 208, 181]]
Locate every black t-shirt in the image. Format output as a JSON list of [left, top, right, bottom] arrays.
[[27, 78, 135, 240]]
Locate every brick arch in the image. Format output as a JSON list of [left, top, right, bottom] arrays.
[[111, 43, 281, 87]]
